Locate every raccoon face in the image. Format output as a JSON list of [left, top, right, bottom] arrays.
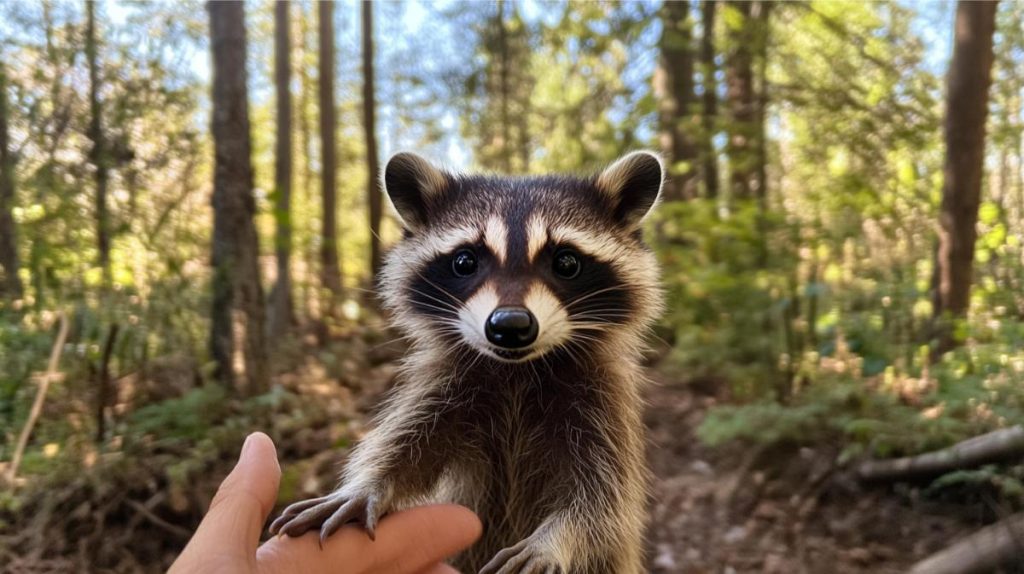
[[379, 151, 664, 364]]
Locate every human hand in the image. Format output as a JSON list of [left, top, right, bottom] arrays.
[[168, 432, 481, 574]]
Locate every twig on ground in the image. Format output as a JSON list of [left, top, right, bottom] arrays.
[[124, 498, 192, 540], [6, 312, 70, 484]]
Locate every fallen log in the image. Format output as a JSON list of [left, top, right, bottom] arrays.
[[857, 425, 1024, 483], [907, 513, 1024, 574]]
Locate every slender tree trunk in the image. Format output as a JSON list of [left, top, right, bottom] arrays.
[[725, 0, 755, 200], [86, 1, 111, 286], [497, 0, 513, 174], [363, 1, 382, 280], [297, 6, 316, 321], [269, 0, 293, 337], [933, 0, 998, 350], [754, 1, 771, 206], [656, 0, 698, 200], [95, 323, 118, 443], [0, 62, 22, 299], [208, 0, 269, 395], [318, 0, 342, 308], [700, 0, 720, 200]]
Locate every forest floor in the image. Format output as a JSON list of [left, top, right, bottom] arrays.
[[642, 370, 988, 573], [0, 330, 993, 573]]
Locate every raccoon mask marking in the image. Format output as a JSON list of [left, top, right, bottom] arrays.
[[379, 151, 664, 365]]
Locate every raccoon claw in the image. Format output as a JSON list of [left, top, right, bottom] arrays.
[[479, 539, 565, 574], [269, 492, 381, 543]]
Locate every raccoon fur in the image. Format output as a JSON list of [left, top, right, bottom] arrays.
[[270, 151, 665, 574]]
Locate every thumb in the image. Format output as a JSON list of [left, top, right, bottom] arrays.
[[196, 432, 281, 559]]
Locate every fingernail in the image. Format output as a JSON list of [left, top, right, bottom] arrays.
[[240, 433, 257, 459]]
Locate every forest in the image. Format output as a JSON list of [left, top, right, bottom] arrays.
[[1, 0, 1023, 572]]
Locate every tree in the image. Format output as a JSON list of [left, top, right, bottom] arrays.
[[699, 0, 720, 200], [463, 0, 533, 174], [724, 1, 755, 200], [208, 0, 268, 394], [269, 0, 293, 336], [318, 0, 342, 305], [933, 0, 998, 346], [0, 61, 21, 299], [656, 0, 698, 200], [363, 1, 382, 279], [86, 0, 110, 286]]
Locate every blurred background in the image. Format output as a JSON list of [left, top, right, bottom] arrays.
[[1, 0, 1023, 572]]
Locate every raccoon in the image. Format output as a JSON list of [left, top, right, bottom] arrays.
[[270, 151, 665, 574]]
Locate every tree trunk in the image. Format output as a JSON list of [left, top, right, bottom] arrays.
[[932, 0, 998, 350], [86, 1, 111, 286], [0, 62, 22, 299], [497, 0, 513, 174], [297, 6, 316, 322], [753, 1, 771, 206], [298, 7, 316, 322], [363, 1, 382, 281], [269, 0, 293, 337], [208, 0, 269, 395], [656, 0, 698, 201], [95, 323, 119, 443], [725, 0, 755, 200], [699, 0, 720, 200], [318, 0, 342, 308]]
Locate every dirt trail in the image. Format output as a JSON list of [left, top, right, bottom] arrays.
[[642, 371, 986, 573]]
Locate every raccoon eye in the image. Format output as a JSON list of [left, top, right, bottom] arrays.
[[552, 249, 581, 279], [451, 249, 478, 277]]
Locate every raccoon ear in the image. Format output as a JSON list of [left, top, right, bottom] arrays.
[[596, 151, 665, 228], [383, 152, 449, 230]]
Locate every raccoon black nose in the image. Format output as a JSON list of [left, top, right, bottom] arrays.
[[485, 306, 538, 349]]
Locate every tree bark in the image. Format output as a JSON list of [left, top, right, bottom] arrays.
[[932, 0, 998, 350], [86, 1, 111, 286], [656, 0, 698, 201], [297, 7, 316, 321], [269, 0, 293, 337], [95, 323, 119, 443], [0, 62, 22, 299], [318, 0, 343, 306], [857, 425, 1024, 483], [725, 0, 755, 200], [497, 0, 513, 174], [208, 0, 269, 395], [363, 1, 382, 280], [753, 1, 771, 206], [907, 513, 1024, 574], [699, 0, 719, 200]]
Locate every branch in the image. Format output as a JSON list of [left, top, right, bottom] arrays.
[[856, 426, 1024, 483], [5, 311, 70, 484], [908, 513, 1024, 574]]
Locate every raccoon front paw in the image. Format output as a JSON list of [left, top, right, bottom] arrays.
[[479, 539, 566, 574], [268, 490, 386, 544]]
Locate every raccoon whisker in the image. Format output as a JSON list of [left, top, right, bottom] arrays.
[[411, 271, 464, 307], [369, 334, 417, 351], [410, 301, 461, 317], [570, 312, 633, 322], [347, 285, 379, 296], [406, 286, 462, 314], [564, 285, 630, 310], [571, 322, 615, 332]]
